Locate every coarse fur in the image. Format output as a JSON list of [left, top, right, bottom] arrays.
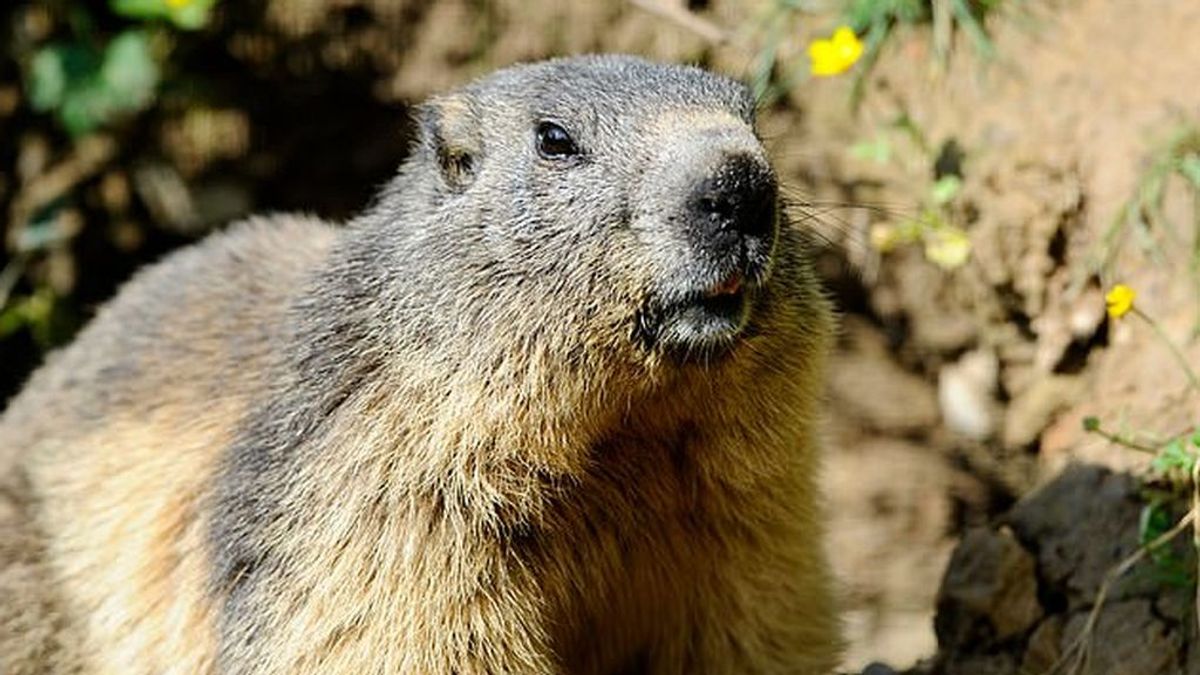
[[0, 54, 842, 674]]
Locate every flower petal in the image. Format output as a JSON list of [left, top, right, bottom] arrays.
[[809, 26, 863, 76], [1104, 284, 1136, 319]]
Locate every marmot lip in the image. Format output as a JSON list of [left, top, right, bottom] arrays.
[[704, 272, 744, 298]]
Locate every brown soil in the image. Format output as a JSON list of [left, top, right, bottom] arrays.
[[794, 0, 1200, 668]]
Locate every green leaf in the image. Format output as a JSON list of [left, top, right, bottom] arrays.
[[1082, 416, 1101, 432], [170, 0, 219, 30], [850, 135, 892, 164], [27, 43, 99, 112], [0, 292, 53, 340], [57, 85, 107, 136], [23, 32, 159, 136], [0, 305, 28, 338], [110, 0, 163, 20], [1179, 154, 1200, 189], [101, 30, 159, 110], [845, 0, 928, 30], [1139, 501, 1173, 549], [1151, 439, 1197, 474], [950, 0, 995, 59], [28, 48, 67, 110], [930, 175, 963, 206], [110, 0, 218, 31]]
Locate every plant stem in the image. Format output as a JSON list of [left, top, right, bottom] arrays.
[[1087, 424, 1158, 454], [1193, 461, 1199, 633], [1133, 308, 1200, 395], [0, 255, 27, 310]]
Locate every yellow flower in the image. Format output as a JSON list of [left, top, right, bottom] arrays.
[[809, 27, 864, 77], [1105, 284, 1136, 319], [869, 224, 898, 252], [923, 227, 972, 270], [166, 0, 192, 8]]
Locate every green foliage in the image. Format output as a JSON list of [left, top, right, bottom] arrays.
[[850, 134, 893, 163], [1139, 500, 1175, 548], [843, 0, 997, 55], [0, 291, 51, 341], [6, 1, 219, 355], [1151, 436, 1199, 476], [0, 288, 78, 348], [746, 1, 806, 107], [746, 0, 1002, 108], [24, 1, 219, 136], [1084, 354, 1199, 582], [841, 0, 999, 107], [1136, 499, 1195, 586], [844, 0, 929, 30], [1082, 273, 1200, 583], [929, 174, 962, 205], [110, 0, 218, 31], [860, 117, 972, 270], [1179, 153, 1200, 188], [1133, 435, 1199, 584], [1090, 125, 1200, 327], [28, 30, 159, 136]]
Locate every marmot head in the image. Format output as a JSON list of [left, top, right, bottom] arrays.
[[377, 55, 791, 370]]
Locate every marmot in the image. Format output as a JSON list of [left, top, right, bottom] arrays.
[[0, 54, 841, 674]]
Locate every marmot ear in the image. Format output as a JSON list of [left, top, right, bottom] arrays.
[[417, 94, 481, 193]]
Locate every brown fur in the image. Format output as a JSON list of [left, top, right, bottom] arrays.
[[0, 56, 842, 674], [1, 216, 337, 674]]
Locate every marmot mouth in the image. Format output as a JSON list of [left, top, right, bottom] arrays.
[[634, 273, 756, 359], [704, 271, 744, 299]]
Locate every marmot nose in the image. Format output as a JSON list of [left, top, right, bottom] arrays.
[[689, 154, 777, 239]]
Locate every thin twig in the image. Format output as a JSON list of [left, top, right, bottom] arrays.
[[1193, 461, 1199, 635], [7, 135, 116, 248], [627, 0, 730, 44], [0, 254, 27, 310]]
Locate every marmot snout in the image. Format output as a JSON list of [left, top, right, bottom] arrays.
[[633, 126, 780, 355], [0, 54, 841, 674]]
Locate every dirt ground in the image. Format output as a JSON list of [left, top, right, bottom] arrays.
[[2, 0, 1200, 672], [800, 0, 1200, 668]]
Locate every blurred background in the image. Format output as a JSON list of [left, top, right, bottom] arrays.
[[2, 1, 1199, 672]]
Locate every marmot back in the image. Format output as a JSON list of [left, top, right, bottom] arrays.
[[0, 55, 841, 674]]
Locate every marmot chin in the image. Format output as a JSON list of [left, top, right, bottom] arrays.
[[0, 54, 841, 674]]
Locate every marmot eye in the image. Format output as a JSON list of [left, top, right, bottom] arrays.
[[536, 121, 579, 159]]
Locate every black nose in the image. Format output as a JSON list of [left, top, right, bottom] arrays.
[[688, 154, 777, 239]]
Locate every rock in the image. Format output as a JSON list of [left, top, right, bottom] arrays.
[[1005, 465, 1146, 605], [935, 527, 1043, 648], [1021, 617, 1064, 673], [1061, 601, 1185, 675], [1068, 285, 1107, 339], [937, 349, 999, 440], [938, 652, 1019, 675], [927, 465, 1198, 671]]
